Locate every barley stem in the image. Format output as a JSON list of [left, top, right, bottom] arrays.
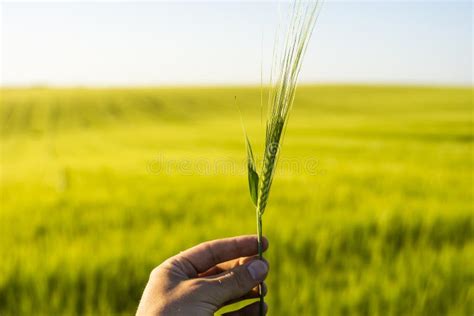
[[256, 207, 264, 316]]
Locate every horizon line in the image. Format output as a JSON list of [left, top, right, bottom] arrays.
[[1, 81, 472, 90]]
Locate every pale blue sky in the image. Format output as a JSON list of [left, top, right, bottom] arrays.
[[1, 1, 472, 86]]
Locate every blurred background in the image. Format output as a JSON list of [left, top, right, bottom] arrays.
[[1, 1, 472, 315]]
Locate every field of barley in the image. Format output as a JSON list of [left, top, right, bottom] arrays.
[[0, 85, 473, 315]]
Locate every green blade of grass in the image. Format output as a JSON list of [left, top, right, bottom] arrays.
[[236, 96, 260, 206], [246, 135, 259, 207]]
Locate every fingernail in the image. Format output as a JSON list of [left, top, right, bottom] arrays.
[[247, 260, 268, 281]]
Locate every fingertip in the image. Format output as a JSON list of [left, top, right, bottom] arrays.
[[244, 258, 270, 279], [247, 260, 268, 281]]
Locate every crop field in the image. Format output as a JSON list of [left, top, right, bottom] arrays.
[[0, 85, 473, 315]]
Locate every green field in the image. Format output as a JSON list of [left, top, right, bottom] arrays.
[[0, 85, 473, 315]]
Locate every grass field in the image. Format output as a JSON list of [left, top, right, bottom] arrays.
[[0, 85, 473, 315]]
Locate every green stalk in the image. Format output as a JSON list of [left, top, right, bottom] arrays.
[[256, 207, 264, 316]]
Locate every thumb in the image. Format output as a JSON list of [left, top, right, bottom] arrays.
[[200, 260, 268, 306]]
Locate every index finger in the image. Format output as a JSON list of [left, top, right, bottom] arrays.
[[175, 235, 269, 277]]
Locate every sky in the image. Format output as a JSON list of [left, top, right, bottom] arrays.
[[1, 0, 472, 87]]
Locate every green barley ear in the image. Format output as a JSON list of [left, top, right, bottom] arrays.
[[257, 0, 324, 217]]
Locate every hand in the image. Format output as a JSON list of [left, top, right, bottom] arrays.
[[136, 235, 269, 316]]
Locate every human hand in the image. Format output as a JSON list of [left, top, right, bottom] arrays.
[[136, 235, 269, 316]]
